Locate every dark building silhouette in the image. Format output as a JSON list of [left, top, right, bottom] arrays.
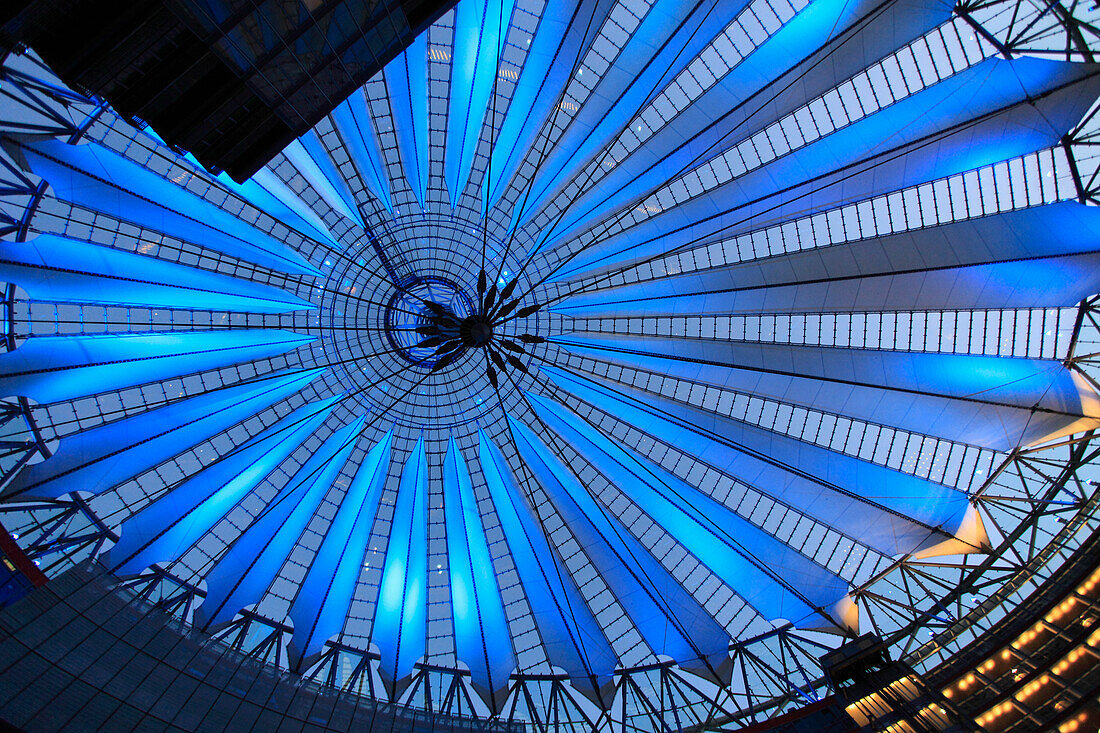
[[0, 0, 1099, 731], [0, 0, 456, 181]]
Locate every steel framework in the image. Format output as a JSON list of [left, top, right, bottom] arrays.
[[2, 2, 1100, 729]]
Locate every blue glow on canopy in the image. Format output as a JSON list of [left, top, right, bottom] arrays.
[[18, 138, 322, 277], [247, 167, 343, 249], [108, 396, 342, 576], [446, 0, 517, 209], [331, 94, 395, 214], [0, 235, 315, 314], [443, 438, 513, 699], [290, 431, 394, 667], [479, 428, 616, 681], [556, 201, 1100, 318], [514, 0, 735, 230], [140, 125, 342, 249], [540, 365, 971, 555], [508, 418, 729, 671], [283, 133, 365, 228], [385, 35, 430, 208], [199, 415, 368, 629], [553, 57, 1100, 280], [373, 437, 428, 684], [482, 0, 614, 208], [536, 0, 948, 250], [524, 390, 853, 630], [556, 252, 1100, 320], [3, 368, 325, 501], [0, 330, 313, 404], [552, 327, 1100, 451], [11, 0, 1096, 707]]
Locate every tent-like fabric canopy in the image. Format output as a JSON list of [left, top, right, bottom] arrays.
[[2, 0, 1100, 723]]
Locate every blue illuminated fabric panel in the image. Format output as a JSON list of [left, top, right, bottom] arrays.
[[551, 58, 1100, 281], [443, 438, 513, 701], [0, 330, 313, 404], [479, 429, 616, 687], [107, 397, 342, 576], [3, 368, 325, 501], [539, 365, 973, 557], [331, 93, 395, 215], [198, 415, 368, 629], [15, 138, 322, 276], [385, 35, 430, 209], [524, 391, 857, 632], [482, 0, 618, 209], [290, 431, 394, 668], [140, 125, 341, 249], [512, 0, 738, 230], [554, 333, 1100, 451], [533, 0, 954, 250], [372, 437, 429, 686], [509, 418, 730, 676], [283, 133, 366, 228], [446, 0, 518, 208], [557, 202, 1100, 319], [0, 234, 314, 314]]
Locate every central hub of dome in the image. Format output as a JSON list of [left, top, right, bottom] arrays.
[[384, 276, 476, 367], [460, 315, 493, 347]]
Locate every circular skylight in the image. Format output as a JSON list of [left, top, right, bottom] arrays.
[[2, 0, 1100, 727]]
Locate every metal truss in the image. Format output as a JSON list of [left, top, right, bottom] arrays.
[[3, 331, 1083, 732], [209, 609, 295, 670], [0, 49, 96, 497], [116, 564, 206, 625], [956, 0, 1100, 61], [1064, 95, 1100, 207], [302, 641, 387, 702], [0, 494, 117, 576], [0, 49, 104, 241], [0, 397, 52, 490], [2, 11, 1100, 732]]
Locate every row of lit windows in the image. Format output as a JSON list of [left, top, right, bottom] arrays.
[[567, 307, 1074, 360], [583, 146, 1071, 297], [942, 566, 1100, 731]]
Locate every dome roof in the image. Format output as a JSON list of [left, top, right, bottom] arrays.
[[2, 0, 1100, 725]]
